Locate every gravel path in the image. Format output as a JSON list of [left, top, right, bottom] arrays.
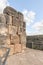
[[6, 48, 43, 65]]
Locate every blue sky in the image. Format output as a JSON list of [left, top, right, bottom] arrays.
[[0, 0, 43, 35], [8, 0, 43, 21]]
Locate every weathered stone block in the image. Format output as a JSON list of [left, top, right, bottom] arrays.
[[14, 43, 22, 53], [0, 24, 8, 35], [8, 25, 17, 36], [18, 12, 23, 21], [0, 14, 6, 24], [11, 35, 19, 44], [4, 14, 12, 25], [0, 35, 10, 45], [23, 22, 26, 33], [3, 6, 18, 16], [18, 26, 22, 35], [23, 22, 26, 28], [17, 22, 26, 35], [21, 44, 26, 50], [5, 37, 10, 45], [12, 16, 19, 26], [20, 34, 26, 46]]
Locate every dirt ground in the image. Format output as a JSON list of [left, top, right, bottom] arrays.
[[6, 48, 43, 65]]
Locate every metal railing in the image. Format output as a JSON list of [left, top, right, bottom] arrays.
[[0, 45, 10, 65]]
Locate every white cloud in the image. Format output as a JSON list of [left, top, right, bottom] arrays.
[[0, 0, 9, 13], [29, 20, 43, 35], [22, 9, 43, 35], [26, 30, 32, 36], [26, 20, 43, 35], [26, 29, 43, 36], [22, 9, 36, 25], [22, 9, 36, 35], [32, 20, 43, 31]]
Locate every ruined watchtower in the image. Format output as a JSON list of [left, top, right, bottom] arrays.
[[0, 6, 26, 55]]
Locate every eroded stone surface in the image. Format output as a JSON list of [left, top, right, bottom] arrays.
[[0, 6, 26, 54], [6, 48, 43, 65]]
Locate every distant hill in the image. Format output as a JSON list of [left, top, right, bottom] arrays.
[[26, 35, 43, 50]]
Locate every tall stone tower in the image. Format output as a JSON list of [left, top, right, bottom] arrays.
[[0, 6, 26, 55]]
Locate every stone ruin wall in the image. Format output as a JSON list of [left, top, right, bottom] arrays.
[[0, 6, 26, 55]]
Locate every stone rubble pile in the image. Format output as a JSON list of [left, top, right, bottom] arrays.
[[0, 6, 26, 55]]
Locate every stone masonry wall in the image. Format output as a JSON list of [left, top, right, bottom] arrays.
[[0, 6, 26, 55]]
